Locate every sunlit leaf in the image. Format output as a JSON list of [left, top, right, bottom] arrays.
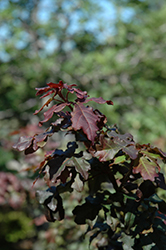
[[39, 102, 68, 126], [85, 97, 113, 105], [70, 155, 91, 180], [133, 156, 159, 181], [71, 103, 99, 144], [71, 174, 84, 192], [13, 136, 33, 151], [91, 135, 122, 162]]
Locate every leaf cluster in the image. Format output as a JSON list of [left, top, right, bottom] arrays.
[[14, 82, 166, 249]]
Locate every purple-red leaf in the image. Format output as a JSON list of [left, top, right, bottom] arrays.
[[73, 88, 89, 101], [85, 97, 113, 105], [133, 156, 159, 181], [47, 81, 63, 89], [71, 103, 99, 144], [34, 97, 53, 115], [39, 90, 55, 99], [39, 103, 68, 126], [35, 86, 51, 96]]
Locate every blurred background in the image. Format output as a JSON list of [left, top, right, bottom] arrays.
[[0, 0, 166, 249]]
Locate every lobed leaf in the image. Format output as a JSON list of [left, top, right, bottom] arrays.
[[84, 97, 113, 105], [71, 174, 84, 192], [90, 131, 138, 162], [13, 136, 33, 152], [39, 102, 68, 126], [91, 135, 122, 161], [73, 202, 101, 225], [133, 156, 159, 181], [70, 155, 91, 180], [71, 103, 99, 144]]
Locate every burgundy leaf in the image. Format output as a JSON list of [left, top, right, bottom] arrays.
[[122, 145, 138, 160], [85, 97, 113, 105], [73, 88, 89, 100], [133, 156, 159, 181], [33, 133, 49, 148], [71, 103, 99, 144], [35, 81, 63, 98], [39, 90, 55, 99], [63, 83, 77, 92], [47, 81, 63, 89], [35, 86, 51, 96], [34, 97, 53, 115], [39, 102, 68, 126]]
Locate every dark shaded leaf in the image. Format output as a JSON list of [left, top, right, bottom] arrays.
[[36, 188, 64, 222], [139, 180, 156, 198], [155, 173, 166, 190], [43, 142, 78, 183], [72, 202, 101, 224]]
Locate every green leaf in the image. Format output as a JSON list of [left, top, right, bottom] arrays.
[[113, 155, 126, 164], [124, 212, 136, 232]]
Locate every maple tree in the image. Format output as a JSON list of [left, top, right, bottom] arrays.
[[14, 81, 166, 249]]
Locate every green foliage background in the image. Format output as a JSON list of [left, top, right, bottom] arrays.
[[0, 0, 166, 249]]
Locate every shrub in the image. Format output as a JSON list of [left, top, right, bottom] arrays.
[[14, 81, 166, 249]]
